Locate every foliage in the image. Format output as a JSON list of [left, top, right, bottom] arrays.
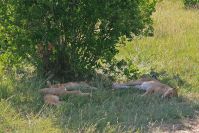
[[97, 58, 144, 82], [0, 0, 156, 80], [1, 0, 199, 132], [184, 0, 199, 8]]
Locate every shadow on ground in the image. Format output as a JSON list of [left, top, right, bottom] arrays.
[[1, 72, 199, 132]]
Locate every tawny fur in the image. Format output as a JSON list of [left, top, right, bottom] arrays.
[[39, 87, 82, 96], [112, 78, 178, 98], [47, 81, 79, 88], [40, 81, 91, 105], [47, 81, 90, 89], [44, 94, 61, 105]]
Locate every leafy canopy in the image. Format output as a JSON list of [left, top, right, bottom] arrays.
[[0, 0, 156, 80]]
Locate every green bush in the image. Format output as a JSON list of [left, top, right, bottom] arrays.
[[184, 0, 199, 8], [0, 0, 156, 80]]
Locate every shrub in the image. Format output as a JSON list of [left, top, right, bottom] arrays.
[[0, 0, 156, 80], [184, 0, 199, 8]]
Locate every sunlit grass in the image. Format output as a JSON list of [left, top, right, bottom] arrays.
[[118, 0, 199, 92], [1, 0, 199, 132], [0, 100, 61, 133]]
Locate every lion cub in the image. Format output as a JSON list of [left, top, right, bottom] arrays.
[[112, 77, 178, 98]]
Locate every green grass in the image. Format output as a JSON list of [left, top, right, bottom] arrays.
[[1, 76, 199, 132], [118, 0, 199, 92], [1, 0, 199, 132]]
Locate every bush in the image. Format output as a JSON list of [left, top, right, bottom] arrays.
[[184, 0, 199, 8], [0, 0, 156, 80]]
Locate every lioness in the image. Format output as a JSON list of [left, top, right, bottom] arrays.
[[39, 81, 91, 105], [112, 77, 178, 98]]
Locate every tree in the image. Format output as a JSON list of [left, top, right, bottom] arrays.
[[0, 0, 156, 80]]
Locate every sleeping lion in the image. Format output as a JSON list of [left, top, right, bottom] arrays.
[[112, 77, 178, 98]]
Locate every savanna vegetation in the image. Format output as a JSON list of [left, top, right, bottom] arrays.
[[0, 0, 155, 80], [184, 0, 199, 8], [0, 0, 199, 132]]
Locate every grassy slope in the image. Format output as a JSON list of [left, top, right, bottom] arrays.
[[0, 0, 199, 132]]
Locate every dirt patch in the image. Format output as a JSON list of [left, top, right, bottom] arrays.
[[151, 116, 199, 133]]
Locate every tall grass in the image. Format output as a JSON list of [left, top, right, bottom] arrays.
[[118, 0, 199, 92], [1, 0, 199, 132]]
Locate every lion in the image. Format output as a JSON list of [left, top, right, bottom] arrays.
[[39, 81, 91, 105], [43, 94, 62, 105], [112, 77, 178, 98]]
